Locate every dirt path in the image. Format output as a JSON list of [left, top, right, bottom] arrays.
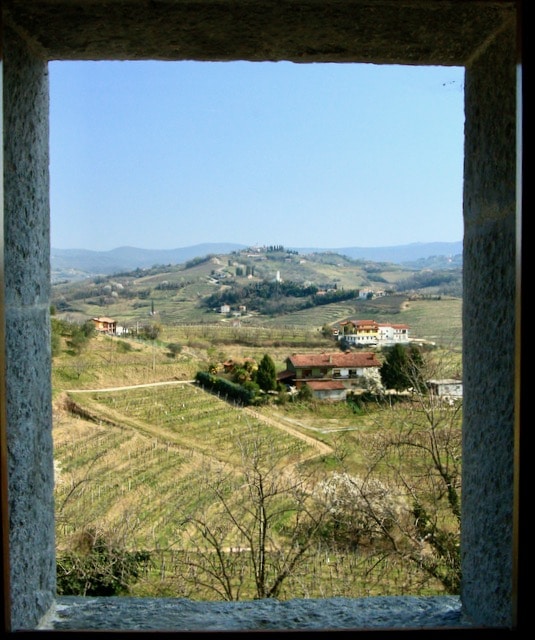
[[67, 379, 195, 393], [242, 407, 332, 457]]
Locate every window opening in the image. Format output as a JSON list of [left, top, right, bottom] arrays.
[[49, 60, 465, 603]]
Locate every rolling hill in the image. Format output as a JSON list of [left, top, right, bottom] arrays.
[[51, 246, 462, 350], [51, 241, 462, 282]]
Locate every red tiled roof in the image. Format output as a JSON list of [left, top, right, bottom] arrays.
[[340, 319, 379, 329], [378, 322, 409, 329], [288, 352, 381, 368], [305, 380, 347, 390], [340, 319, 410, 331]]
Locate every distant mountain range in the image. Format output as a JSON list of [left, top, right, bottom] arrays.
[[51, 241, 463, 281]]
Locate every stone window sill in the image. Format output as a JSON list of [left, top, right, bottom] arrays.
[[33, 595, 473, 632]]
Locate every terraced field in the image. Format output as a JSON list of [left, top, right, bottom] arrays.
[[52, 313, 461, 599], [55, 381, 318, 551]]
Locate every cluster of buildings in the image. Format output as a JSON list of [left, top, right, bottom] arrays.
[[278, 319, 460, 401], [278, 350, 462, 403], [91, 314, 460, 402]]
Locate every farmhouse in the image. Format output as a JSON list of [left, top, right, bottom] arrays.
[[280, 351, 382, 400], [91, 316, 117, 335], [339, 319, 410, 346]]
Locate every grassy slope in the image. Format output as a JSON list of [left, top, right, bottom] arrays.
[[53, 311, 461, 550], [52, 249, 460, 331], [55, 382, 316, 551], [51, 261, 462, 598], [53, 336, 456, 598]]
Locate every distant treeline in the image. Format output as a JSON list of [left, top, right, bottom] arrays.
[[395, 270, 462, 297], [202, 280, 360, 316]]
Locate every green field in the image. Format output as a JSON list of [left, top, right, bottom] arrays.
[[52, 313, 462, 600], [54, 380, 455, 599], [56, 383, 313, 548]]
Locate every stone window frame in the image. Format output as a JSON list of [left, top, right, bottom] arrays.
[[0, 0, 524, 633]]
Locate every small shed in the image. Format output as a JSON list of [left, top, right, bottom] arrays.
[[427, 379, 463, 399], [304, 380, 347, 401]]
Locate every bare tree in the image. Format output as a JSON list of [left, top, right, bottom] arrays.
[[176, 425, 328, 600], [319, 351, 462, 593]]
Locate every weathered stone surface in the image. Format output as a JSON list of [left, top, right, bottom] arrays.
[[1, 0, 521, 632], [5, 1, 515, 64], [39, 595, 466, 631]]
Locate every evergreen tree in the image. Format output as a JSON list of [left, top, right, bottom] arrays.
[[255, 353, 277, 392], [380, 343, 425, 392]]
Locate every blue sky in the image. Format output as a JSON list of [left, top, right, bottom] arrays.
[[49, 61, 464, 251]]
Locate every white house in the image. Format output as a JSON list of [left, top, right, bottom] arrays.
[[378, 322, 410, 345]]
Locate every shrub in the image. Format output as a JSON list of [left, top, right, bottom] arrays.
[[313, 472, 404, 549], [56, 528, 151, 596]]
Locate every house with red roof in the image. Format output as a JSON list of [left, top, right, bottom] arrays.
[[91, 316, 117, 335], [280, 351, 383, 400]]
